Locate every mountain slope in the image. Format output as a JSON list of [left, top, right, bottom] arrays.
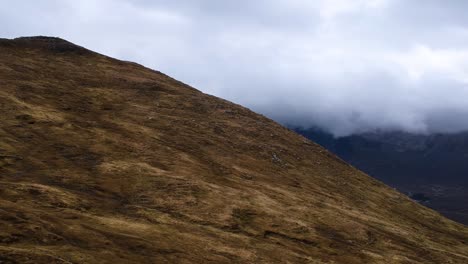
[[0, 37, 467, 263], [295, 128, 468, 225], [295, 129, 468, 186]]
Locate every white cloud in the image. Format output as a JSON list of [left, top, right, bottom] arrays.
[[389, 45, 468, 83], [316, 0, 391, 20], [2, 0, 468, 135]]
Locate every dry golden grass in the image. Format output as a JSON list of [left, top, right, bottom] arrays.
[[0, 36, 467, 263]]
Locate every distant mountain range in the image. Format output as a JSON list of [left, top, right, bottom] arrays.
[[294, 128, 468, 225]]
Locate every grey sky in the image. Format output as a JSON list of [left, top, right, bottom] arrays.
[[2, 0, 468, 136]]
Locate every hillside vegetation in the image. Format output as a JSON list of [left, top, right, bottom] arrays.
[[0, 37, 467, 263]]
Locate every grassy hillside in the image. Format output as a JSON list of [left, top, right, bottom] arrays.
[[0, 37, 467, 263]]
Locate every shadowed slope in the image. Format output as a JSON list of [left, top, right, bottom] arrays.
[[0, 37, 467, 263]]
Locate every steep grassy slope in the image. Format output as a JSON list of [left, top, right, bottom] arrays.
[[0, 37, 467, 263]]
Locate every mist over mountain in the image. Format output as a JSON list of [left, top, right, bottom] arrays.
[[294, 127, 468, 224], [3, 0, 468, 136]]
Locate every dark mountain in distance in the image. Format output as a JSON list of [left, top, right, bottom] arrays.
[[294, 127, 468, 225], [1, 36, 468, 263]]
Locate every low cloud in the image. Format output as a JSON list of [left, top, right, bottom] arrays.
[[2, 0, 468, 136]]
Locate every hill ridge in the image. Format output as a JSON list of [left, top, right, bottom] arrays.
[[0, 36, 90, 54]]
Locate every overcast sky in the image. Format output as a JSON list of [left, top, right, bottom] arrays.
[[2, 0, 468, 136]]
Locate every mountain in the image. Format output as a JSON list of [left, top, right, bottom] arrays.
[[0, 36, 467, 263], [295, 128, 468, 225]]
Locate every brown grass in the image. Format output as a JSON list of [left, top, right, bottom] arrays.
[[0, 36, 467, 263]]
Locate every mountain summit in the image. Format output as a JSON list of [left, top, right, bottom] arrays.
[[0, 37, 467, 263]]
